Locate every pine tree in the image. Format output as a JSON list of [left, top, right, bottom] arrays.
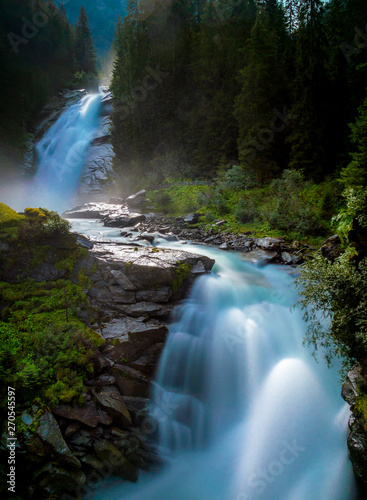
[[75, 5, 97, 75], [234, 6, 288, 183], [340, 93, 367, 188]]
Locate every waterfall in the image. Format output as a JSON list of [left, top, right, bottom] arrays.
[[29, 92, 102, 212], [88, 243, 359, 500]]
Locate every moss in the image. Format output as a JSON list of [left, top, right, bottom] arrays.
[[91, 260, 98, 275], [172, 261, 192, 292], [355, 393, 367, 431], [0, 202, 25, 231]]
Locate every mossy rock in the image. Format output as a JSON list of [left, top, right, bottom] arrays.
[[0, 202, 25, 229]]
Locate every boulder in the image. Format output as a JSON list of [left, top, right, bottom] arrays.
[[53, 401, 113, 428], [91, 386, 132, 427], [184, 213, 200, 224], [254, 237, 282, 251], [281, 252, 292, 264], [125, 190, 146, 208], [34, 463, 86, 498], [103, 212, 146, 228], [342, 365, 362, 407], [321, 235, 342, 261], [241, 249, 278, 265], [93, 439, 139, 481], [112, 364, 150, 397], [86, 374, 116, 387], [130, 343, 165, 376], [35, 411, 81, 468], [63, 202, 121, 219]]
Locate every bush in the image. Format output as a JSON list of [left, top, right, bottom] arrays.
[[234, 196, 260, 223], [0, 280, 102, 409]]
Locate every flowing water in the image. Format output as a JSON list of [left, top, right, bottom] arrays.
[[28, 92, 102, 211], [69, 221, 359, 500]]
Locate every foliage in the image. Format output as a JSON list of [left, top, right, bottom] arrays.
[[333, 188, 367, 242], [0, 279, 103, 409], [340, 92, 367, 188], [296, 252, 367, 373]]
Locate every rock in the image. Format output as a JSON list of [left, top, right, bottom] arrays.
[[76, 234, 94, 249], [112, 364, 150, 397], [321, 234, 342, 261], [34, 463, 86, 498], [219, 242, 228, 250], [64, 422, 82, 439], [130, 343, 164, 376], [291, 253, 304, 265], [93, 439, 139, 481], [216, 220, 226, 226], [254, 237, 282, 251], [281, 252, 292, 264], [125, 190, 146, 208], [138, 233, 155, 244], [117, 301, 173, 318], [184, 213, 200, 224], [342, 365, 362, 407], [91, 244, 214, 293], [53, 401, 113, 428], [241, 249, 278, 265], [35, 411, 81, 468], [86, 374, 116, 387], [91, 386, 132, 427], [135, 287, 172, 303], [103, 212, 146, 228], [63, 202, 121, 219]]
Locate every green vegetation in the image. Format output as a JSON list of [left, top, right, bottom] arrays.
[[0, 279, 103, 409], [111, 0, 367, 194], [0, 0, 98, 155], [148, 170, 341, 242], [0, 204, 101, 411], [296, 188, 367, 374]]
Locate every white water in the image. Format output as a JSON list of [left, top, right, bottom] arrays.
[[68, 221, 358, 500], [28, 92, 102, 212]]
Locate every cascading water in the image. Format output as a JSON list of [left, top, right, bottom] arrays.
[[73, 230, 359, 500], [29, 92, 102, 211]]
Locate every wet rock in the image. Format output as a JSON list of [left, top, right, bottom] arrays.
[[53, 401, 113, 428], [64, 422, 82, 439], [342, 365, 362, 407], [130, 343, 164, 376], [117, 301, 173, 318], [281, 252, 292, 264], [219, 242, 228, 250], [33, 463, 86, 498], [109, 197, 125, 205], [86, 375, 116, 387], [103, 212, 146, 228], [254, 237, 282, 251], [35, 411, 81, 468], [112, 364, 150, 397], [63, 202, 120, 219], [93, 439, 139, 481], [91, 386, 132, 427], [125, 190, 146, 208], [241, 249, 278, 265]]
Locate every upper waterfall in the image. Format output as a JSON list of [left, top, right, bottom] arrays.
[[29, 92, 102, 212]]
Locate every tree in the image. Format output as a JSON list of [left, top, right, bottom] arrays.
[[340, 92, 367, 188], [234, 5, 288, 183], [74, 5, 97, 75]]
